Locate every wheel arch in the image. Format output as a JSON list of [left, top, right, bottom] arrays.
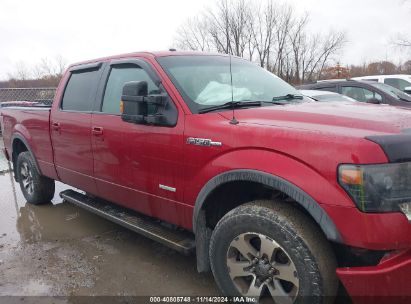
[[11, 134, 41, 180], [193, 169, 342, 273]]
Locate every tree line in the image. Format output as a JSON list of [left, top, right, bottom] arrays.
[[174, 0, 346, 84], [0, 56, 67, 88], [320, 60, 411, 80], [175, 0, 411, 84], [2, 0, 411, 88]]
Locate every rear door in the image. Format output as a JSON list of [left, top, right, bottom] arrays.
[[51, 63, 103, 194]]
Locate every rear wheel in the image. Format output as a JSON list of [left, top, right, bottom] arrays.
[[16, 151, 55, 205], [209, 200, 338, 304]]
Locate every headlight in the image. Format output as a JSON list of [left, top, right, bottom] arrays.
[[338, 163, 411, 213]]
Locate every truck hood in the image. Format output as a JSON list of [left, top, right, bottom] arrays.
[[221, 101, 411, 137]]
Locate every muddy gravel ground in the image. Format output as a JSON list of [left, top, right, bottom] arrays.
[[0, 154, 219, 302]]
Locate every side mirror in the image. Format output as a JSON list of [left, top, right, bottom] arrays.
[[404, 87, 411, 94], [121, 81, 170, 125]]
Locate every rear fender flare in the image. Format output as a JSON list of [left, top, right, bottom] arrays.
[[11, 133, 42, 178]]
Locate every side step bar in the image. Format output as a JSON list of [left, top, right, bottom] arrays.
[[60, 189, 195, 255]]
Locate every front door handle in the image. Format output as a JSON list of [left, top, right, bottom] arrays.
[[92, 126, 104, 136], [52, 122, 61, 131]]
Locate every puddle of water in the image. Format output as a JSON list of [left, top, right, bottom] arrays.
[[0, 172, 119, 246], [0, 169, 219, 297]]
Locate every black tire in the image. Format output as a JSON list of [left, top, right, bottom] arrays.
[[16, 151, 55, 205], [209, 200, 338, 304]]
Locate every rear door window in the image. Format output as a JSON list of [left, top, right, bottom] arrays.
[[341, 86, 382, 103], [61, 68, 101, 111]]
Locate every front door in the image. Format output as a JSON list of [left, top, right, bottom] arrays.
[[91, 59, 188, 227]]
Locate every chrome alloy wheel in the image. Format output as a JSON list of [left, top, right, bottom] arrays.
[[226, 233, 299, 303], [20, 162, 34, 195]]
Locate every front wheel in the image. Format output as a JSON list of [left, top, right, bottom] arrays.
[[209, 200, 338, 304], [16, 151, 55, 205]]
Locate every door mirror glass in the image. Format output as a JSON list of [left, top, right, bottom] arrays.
[[404, 87, 411, 94]]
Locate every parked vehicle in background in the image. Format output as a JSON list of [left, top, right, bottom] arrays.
[[298, 79, 411, 106], [299, 89, 357, 102], [2, 51, 411, 302], [352, 74, 411, 94]]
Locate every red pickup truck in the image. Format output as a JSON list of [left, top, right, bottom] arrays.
[[1, 51, 411, 303]]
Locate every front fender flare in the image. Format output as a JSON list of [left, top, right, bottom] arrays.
[[193, 169, 342, 272]]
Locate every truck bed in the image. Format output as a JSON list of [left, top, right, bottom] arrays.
[[1, 106, 57, 179]]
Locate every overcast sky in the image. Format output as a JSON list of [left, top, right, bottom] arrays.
[[1, 0, 410, 80]]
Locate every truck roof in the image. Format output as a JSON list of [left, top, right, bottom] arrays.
[[69, 50, 228, 69]]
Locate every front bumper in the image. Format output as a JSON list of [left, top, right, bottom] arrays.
[[337, 249, 411, 303]]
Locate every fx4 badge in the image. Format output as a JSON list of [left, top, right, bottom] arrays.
[[186, 137, 222, 147]]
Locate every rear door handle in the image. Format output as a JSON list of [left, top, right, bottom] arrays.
[[92, 126, 104, 136], [52, 122, 61, 131]]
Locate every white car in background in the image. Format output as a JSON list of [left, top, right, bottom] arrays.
[[352, 74, 411, 94]]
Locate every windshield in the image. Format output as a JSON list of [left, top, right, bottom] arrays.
[[368, 82, 411, 101], [157, 55, 302, 113]]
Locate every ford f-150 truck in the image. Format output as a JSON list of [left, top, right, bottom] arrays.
[[1, 51, 411, 303]]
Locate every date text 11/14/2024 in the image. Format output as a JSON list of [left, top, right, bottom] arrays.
[[149, 297, 257, 303]]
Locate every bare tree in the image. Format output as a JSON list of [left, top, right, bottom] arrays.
[[309, 31, 346, 81], [6, 55, 68, 88], [249, 1, 278, 68], [173, 0, 346, 84], [53, 55, 68, 78], [206, 0, 253, 56], [175, 16, 212, 51], [270, 4, 294, 77], [8, 61, 32, 80], [393, 1, 411, 51], [36, 55, 68, 78]]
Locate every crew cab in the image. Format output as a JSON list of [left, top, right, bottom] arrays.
[[1, 51, 411, 303]]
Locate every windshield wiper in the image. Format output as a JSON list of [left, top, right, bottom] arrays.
[[198, 101, 262, 114], [271, 94, 304, 102]]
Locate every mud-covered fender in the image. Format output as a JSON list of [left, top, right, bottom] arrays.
[[193, 169, 342, 273], [11, 132, 42, 180]]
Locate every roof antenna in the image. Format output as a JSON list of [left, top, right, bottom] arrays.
[[229, 54, 239, 125]]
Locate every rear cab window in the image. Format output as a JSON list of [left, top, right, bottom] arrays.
[[61, 64, 102, 112]]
